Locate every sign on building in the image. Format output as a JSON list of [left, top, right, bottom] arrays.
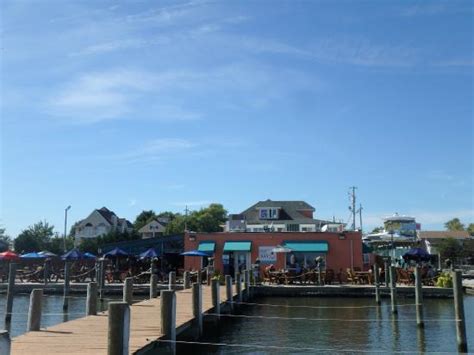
[[259, 246, 276, 264]]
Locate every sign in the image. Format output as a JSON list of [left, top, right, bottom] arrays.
[[259, 246, 276, 264]]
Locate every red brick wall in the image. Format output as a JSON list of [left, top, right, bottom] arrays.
[[184, 231, 363, 274], [298, 210, 314, 218]]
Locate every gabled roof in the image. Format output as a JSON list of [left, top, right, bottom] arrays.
[[240, 200, 319, 224], [419, 231, 470, 240], [97, 207, 116, 225]]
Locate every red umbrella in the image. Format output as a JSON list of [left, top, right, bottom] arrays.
[[0, 251, 20, 260]]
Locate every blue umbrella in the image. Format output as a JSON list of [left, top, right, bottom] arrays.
[[104, 247, 128, 258], [139, 248, 158, 259], [403, 248, 431, 262], [83, 252, 96, 259], [62, 248, 84, 260], [21, 252, 45, 259], [38, 251, 57, 257], [180, 250, 211, 257]]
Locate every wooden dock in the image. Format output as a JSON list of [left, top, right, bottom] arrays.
[[11, 285, 233, 354]]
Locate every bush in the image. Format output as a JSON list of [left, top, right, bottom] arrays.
[[436, 272, 453, 288]]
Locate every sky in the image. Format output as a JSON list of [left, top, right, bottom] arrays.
[[1, 0, 473, 237]]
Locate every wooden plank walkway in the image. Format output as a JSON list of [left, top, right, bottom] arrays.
[[11, 285, 233, 354]]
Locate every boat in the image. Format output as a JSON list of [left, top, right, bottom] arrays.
[[363, 213, 418, 243]]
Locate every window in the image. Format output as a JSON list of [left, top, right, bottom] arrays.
[[287, 224, 299, 232], [259, 208, 279, 220]]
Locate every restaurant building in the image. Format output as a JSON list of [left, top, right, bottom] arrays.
[[184, 231, 363, 276]]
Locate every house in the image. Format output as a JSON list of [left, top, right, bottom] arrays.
[[225, 200, 333, 233], [138, 218, 170, 239], [74, 207, 133, 242], [418, 230, 471, 255]]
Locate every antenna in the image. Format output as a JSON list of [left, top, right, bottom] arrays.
[[348, 186, 357, 230], [358, 204, 363, 233], [184, 205, 189, 232]]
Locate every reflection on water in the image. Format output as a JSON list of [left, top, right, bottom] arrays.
[[177, 296, 473, 354]]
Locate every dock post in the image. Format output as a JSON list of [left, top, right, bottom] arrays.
[[192, 283, 203, 337], [183, 271, 191, 289], [384, 259, 390, 287], [452, 270, 467, 353], [62, 261, 71, 311], [318, 264, 322, 285], [86, 282, 98, 316], [0, 330, 11, 355], [197, 270, 202, 284], [107, 302, 130, 355], [235, 273, 242, 304], [43, 259, 50, 286], [5, 263, 17, 322], [211, 279, 220, 318], [373, 263, 381, 305], [160, 290, 176, 354], [99, 258, 106, 300], [27, 289, 43, 331], [169, 271, 176, 291], [123, 277, 133, 305], [244, 270, 250, 300], [389, 266, 397, 314], [414, 266, 424, 328], [225, 275, 233, 312], [150, 274, 158, 299]]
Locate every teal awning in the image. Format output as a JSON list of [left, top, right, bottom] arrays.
[[223, 241, 252, 252], [283, 241, 328, 252], [198, 242, 215, 253]]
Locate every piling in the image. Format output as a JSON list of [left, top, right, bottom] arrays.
[[235, 273, 242, 303], [373, 263, 381, 305], [225, 275, 233, 311], [244, 270, 250, 300], [211, 279, 220, 318], [5, 263, 17, 322], [318, 264, 322, 285], [414, 266, 424, 328], [160, 290, 176, 354], [86, 282, 98, 316], [389, 266, 397, 314], [0, 330, 10, 355], [107, 302, 130, 355], [150, 274, 158, 299], [197, 270, 202, 284], [43, 259, 50, 286], [183, 271, 191, 289], [192, 283, 203, 337], [62, 261, 71, 311], [99, 259, 106, 300], [384, 259, 390, 287], [452, 270, 467, 353], [26, 289, 43, 331], [169, 271, 176, 291], [123, 277, 133, 305]]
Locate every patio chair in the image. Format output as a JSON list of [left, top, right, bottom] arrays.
[[346, 268, 360, 284], [324, 269, 335, 285]]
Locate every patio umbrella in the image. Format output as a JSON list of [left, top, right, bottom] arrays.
[[62, 248, 84, 260], [180, 250, 211, 257], [38, 250, 57, 257], [271, 245, 292, 253], [403, 248, 431, 262], [83, 252, 96, 259], [104, 247, 128, 258], [139, 248, 158, 259], [20, 252, 45, 259], [0, 251, 20, 260]]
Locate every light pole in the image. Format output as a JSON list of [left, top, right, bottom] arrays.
[[64, 205, 71, 252]]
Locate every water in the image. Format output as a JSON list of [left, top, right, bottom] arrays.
[[178, 296, 474, 354]]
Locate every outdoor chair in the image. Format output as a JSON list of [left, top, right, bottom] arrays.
[[346, 268, 360, 284], [324, 269, 335, 285]]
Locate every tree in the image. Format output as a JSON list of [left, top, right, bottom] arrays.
[[164, 204, 227, 235], [133, 210, 157, 231], [14, 221, 55, 253], [436, 237, 463, 260], [0, 226, 11, 251], [371, 227, 384, 233], [444, 218, 465, 231], [467, 223, 474, 236]]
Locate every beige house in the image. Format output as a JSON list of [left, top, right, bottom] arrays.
[[138, 218, 169, 239], [74, 207, 133, 242]]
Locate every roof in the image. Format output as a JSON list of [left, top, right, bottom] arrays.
[[241, 200, 319, 224], [97, 207, 116, 225], [419, 231, 470, 240]]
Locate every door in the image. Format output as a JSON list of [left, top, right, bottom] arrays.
[[234, 252, 251, 278]]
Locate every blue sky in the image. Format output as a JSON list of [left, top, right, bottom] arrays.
[[1, 0, 473, 237]]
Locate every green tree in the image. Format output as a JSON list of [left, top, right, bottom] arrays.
[[371, 226, 384, 233], [133, 210, 157, 231], [0, 226, 11, 251], [437, 237, 463, 260], [444, 218, 465, 231], [165, 204, 227, 234], [467, 223, 474, 236], [14, 221, 55, 253]]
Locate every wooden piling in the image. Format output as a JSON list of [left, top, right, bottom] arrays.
[[244, 270, 250, 300], [5, 263, 17, 322], [99, 259, 105, 300], [384, 259, 390, 287], [452, 270, 467, 353], [211, 279, 220, 318], [225, 275, 233, 311], [43, 259, 50, 286], [197, 270, 202, 284], [107, 302, 130, 355], [160, 290, 176, 354], [62, 261, 71, 311], [27, 289, 43, 331], [169, 271, 176, 291], [150, 274, 158, 299], [123, 277, 133, 305], [389, 266, 397, 314], [414, 266, 424, 328], [235, 273, 242, 303], [192, 283, 203, 337], [183, 271, 191, 289], [86, 282, 98, 316], [373, 263, 381, 305], [318, 264, 322, 285], [0, 330, 10, 355]]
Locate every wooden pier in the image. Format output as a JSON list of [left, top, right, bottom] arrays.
[[11, 285, 234, 354]]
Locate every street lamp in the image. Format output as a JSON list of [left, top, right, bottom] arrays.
[[64, 205, 71, 252]]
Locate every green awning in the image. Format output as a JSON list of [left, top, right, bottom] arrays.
[[223, 241, 252, 252], [283, 241, 329, 252], [198, 242, 215, 253]]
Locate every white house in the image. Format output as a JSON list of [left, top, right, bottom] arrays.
[[74, 207, 133, 242], [138, 218, 169, 239]]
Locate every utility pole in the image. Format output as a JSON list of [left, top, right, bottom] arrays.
[[64, 205, 71, 252], [348, 187, 357, 230], [184, 205, 189, 232], [359, 204, 363, 233]]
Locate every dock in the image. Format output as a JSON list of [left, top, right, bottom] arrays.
[[11, 285, 233, 354]]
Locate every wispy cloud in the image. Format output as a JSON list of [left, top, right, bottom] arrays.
[[129, 199, 137, 207]]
